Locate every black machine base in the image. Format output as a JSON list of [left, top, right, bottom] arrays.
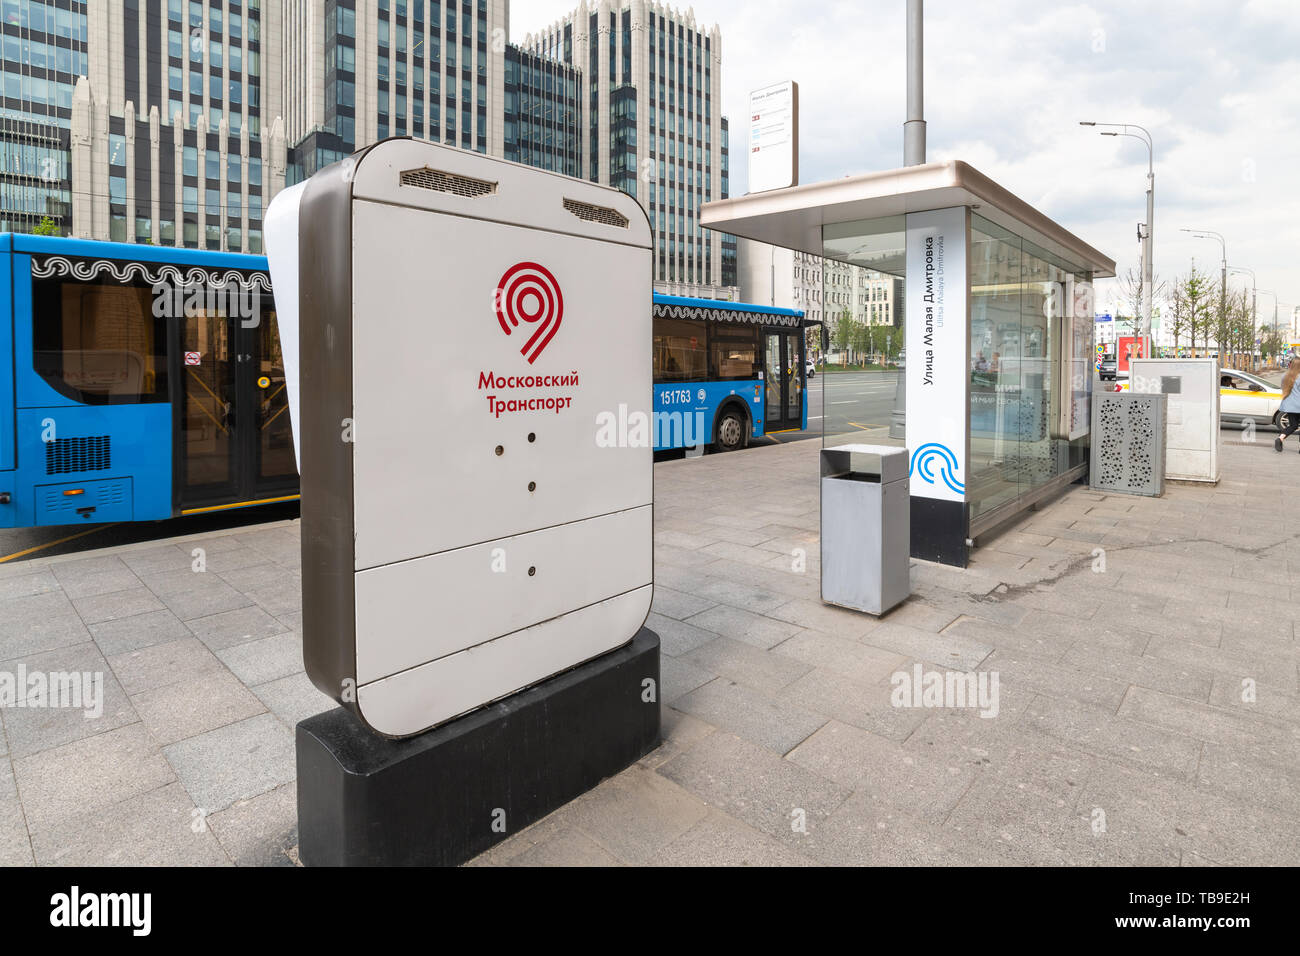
[[296, 627, 661, 866]]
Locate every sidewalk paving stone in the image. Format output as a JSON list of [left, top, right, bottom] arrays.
[[671, 678, 826, 754], [3, 433, 1299, 866], [186, 604, 290, 651], [0, 591, 91, 661], [89, 608, 193, 657], [215, 632, 303, 686], [205, 783, 298, 867], [658, 654, 715, 704], [131, 668, 267, 746], [646, 807, 819, 866], [788, 720, 976, 823], [683, 604, 803, 650], [683, 634, 810, 695], [248, 671, 334, 727], [11, 723, 174, 834], [657, 731, 852, 848], [0, 642, 135, 758], [0, 758, 33, 866], [108, 637, 225, 696], [163, 713, 296, 813], [29, 781, 231, 866]]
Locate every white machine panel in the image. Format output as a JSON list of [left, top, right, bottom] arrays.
[[268, 139, 654, 737], [1131, 358, 1221, 483]]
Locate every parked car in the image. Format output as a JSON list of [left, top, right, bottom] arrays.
[[896, 349, 906, 369], [1219, 370, 1286, 428], [1099, 355, 1118, 380], [805, 359, 816, 379]]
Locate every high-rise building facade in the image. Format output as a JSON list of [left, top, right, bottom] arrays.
[[2, 0, 730, 291], [285, 0, 511, 183], [522, 0, 731, 297], [738, 239, 903, 331], [0, 0, 84, 233], [2, 0, 288, 252]]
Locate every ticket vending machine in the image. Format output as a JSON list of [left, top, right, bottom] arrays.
[[270, 140, 660, 863], [268, 139, 655, 738]]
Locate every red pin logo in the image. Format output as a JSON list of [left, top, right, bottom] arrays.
[[495, 262, 563, 364]]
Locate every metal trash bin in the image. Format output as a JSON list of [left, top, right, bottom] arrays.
[[820, 444, 911, 615]]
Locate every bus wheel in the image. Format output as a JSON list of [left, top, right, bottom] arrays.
[[715, 409, 747, 452]]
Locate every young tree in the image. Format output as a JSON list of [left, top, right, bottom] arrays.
[[1116, 267, 1167, 340], [1261, 326, 1285, 365], [1232, 288, 1255, 368], [1181, 266, 1211, 357], [1167, 282, 1188, 355], [32, 216, 60, 236], [851, 320, 870, 366], [833, 309, 854, 366]]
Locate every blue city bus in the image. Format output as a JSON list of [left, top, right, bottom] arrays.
[[0, 239, 808, 530], [652, 294, 808, 452], [0, 233, 297, 529]]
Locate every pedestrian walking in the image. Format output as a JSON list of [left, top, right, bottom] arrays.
[[1274, 358, 1300, 452]]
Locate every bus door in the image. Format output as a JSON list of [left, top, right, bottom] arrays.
[[177, 295, 296, 511], [763, 328, 804, 432]]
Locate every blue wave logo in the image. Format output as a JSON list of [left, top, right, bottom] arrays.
[[910, 443, 965, 495]]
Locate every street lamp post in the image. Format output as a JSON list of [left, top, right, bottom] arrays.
[[1229, 267, 1257, 371], [1181, 229, 1227, 365], [1080, 122, 1154, 355]]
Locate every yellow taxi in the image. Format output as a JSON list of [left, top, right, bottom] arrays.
[[1218, 370, 1286, 428]]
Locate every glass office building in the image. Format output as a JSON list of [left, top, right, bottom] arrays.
[[524, 0, 732, 297], [0, 0, 84, 233], [288, 0, 508, 183], [503, 42, 581, 177], [2, 0, 286, 251]]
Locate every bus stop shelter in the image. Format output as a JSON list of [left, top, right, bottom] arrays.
[[702, 160, 1116, 567]]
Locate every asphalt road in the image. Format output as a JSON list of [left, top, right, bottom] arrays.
[[815, 369, 902, 439]]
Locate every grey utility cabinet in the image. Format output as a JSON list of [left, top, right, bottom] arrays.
[[820, 444, 911, 615], [1089, 390, 1168, 497]]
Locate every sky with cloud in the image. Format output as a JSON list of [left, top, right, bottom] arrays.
[[513, 0, 1300, 325]]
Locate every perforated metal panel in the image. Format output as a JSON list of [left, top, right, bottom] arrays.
[[1090, 391, 1167, 496]]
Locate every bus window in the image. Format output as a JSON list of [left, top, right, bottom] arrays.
[[653, 318, 706, 382], [33, 279, 168, 404], [711, 331, 760, 380]]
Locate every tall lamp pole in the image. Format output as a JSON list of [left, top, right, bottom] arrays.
[[904, 0, 926, 166], [1080, 122, 1154, 355], [1181, 229, 1226, 365]]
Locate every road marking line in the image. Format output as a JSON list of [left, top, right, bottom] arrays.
[[0, 523, 120, 564], [181, 494, 301, 515]]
